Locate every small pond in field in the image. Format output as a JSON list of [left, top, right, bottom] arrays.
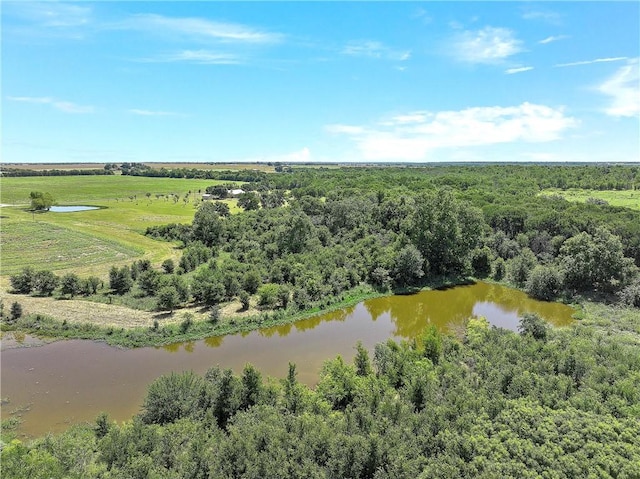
[[0, 281, 574, 438], [50, 205, 100, 212]]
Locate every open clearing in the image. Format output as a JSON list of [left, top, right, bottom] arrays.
[[540, 188, 640, 210], [1, 176, 240, 278]]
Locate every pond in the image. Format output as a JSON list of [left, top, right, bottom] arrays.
[[49, 205, 100, 212], [0, 281, 574, 438]]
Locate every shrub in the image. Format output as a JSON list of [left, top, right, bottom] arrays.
[[257, 283, 280, 307], [239, 291, 250, 311], [518, 313, 547, 341], [10, 301, 23, 321], [618, 280, 640, 308], [161, 258, 175, 274], [141, 371, 207, 425], [209, 305, 221, 323], [10, 267, 35, 294], [525, 265, 563, 301]]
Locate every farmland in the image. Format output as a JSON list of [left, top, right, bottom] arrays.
[[0, 176, 238, 277]]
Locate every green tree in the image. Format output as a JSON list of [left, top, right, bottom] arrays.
[[243, 270, 261, 295], [421, 325, 443, 365], [471, 247, 493, 278], [506, 248, 537, 287], [238, 192, 261, 211], [32, 270, 59, 296], [410, 190, 483, 275], [239, 290, 251, 311], [141, 371, 207, 425], [80, 276, 101, 295], [30, 191, 55, 211], [109, 266, 133, 294], [10, 301, 23, 321], [354, 341, 373, 377], [525, 265, 563, 301], [10, 267, 35, 294], [257, 283, 280, 307], [560, 227, 637, 293], [393, 244, 425, 286], [157, 286, 180, 313], [60, 273, 82, 298], [161, 258, 175, 274], [192, 202, 223, 247], [240, 364, 263, 410], [518, 313, 548, 341], [138, 269, 162, 296]]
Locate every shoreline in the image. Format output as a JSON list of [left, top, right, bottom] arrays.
[[1, 277, 474, 349]]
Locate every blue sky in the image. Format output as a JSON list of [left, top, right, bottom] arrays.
[[2, 1, 639, 164]]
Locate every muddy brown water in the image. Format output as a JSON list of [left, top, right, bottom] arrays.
[[1, 281, 574, 438]]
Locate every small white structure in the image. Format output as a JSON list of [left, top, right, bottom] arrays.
[[228, 189, 245, 197], [202, 194, 213, 200]]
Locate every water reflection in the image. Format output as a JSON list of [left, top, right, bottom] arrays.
[[1, 282, 573, 438]]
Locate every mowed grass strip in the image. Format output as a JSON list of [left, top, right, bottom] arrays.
[[1, 220, 139, 276], [540, 188, 640, 210]]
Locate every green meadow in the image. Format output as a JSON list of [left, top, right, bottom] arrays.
[[0, 176, 238, 277], [540, 188, 640, 210]]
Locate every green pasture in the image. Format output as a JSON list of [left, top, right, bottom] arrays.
[[0, 176, 240, 277], [540, 188, 640, 210]]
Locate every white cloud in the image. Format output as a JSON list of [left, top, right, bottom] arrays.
[[556, 57, 628, 67], [140, 50, 241, 65], [128, 109, 183, 117], [7, 2, 92, 28], [598, 58, 640, 118], [522, 9, 562, 25], [326, 103, 578, 161], [538, 35, 568, 44], [118, 14, 282, 44], [8, 96, 94, 114], [450, 27, 523, 64], [505, 66, 534, 74], [342, 40, 410, 61]]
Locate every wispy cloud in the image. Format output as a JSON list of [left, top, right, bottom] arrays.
[[598, 58, 640, 118], [117, 14, 283, 44], [6, 2, 92, 27], [342, 40, 410, 61], [138, 50, 241, 65], [128, 109, 184, 117], [7, 96, 94, 114], [556, 57, 628, 68], [505, 66, 534, 75], [326, 103, 577, 161], [539, 35, 569, 45], [3, 1, 93, 39], [450, 27, 523, 64], [522, 8, 562, 25]]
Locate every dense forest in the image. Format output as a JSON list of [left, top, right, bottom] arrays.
[[8, 165, 640, 323], [3, 310, 639, 478], [3, 164, 640, 478]]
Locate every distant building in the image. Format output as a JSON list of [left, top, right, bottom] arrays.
[[201, 194, 213, 200], [228, 189, 245, 197]]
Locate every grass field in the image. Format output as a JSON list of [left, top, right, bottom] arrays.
[[1, 176, 240, 278], [540, 188, 640, 210]]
